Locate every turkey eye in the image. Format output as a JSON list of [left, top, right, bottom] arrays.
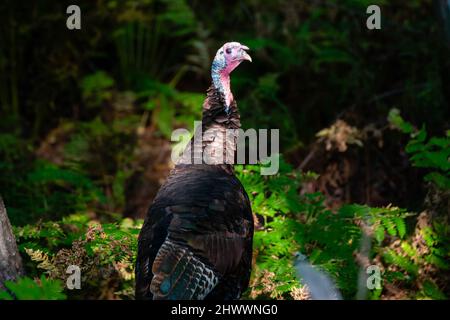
[[225, 48, 232, 54]]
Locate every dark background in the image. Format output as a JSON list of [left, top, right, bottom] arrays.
[[0, 0, 449, 300]]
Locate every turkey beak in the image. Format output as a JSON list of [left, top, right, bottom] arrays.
[[240, 45, 252, 62]]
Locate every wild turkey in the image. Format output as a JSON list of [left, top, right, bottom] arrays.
[[135, 42, 254, 300]]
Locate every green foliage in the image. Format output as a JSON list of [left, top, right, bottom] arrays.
[[57, 116, 139, 212], [377, 219, 450, 300], [0, 132, 105, 225], [0, 276, 66, 300], [12, 213, 141, 299], [388, 108, 450, 189], [81, 71, 115, 106], [235, 160, 302, 298], [143, 85, 203, 138], [238, 158, 448, 300]]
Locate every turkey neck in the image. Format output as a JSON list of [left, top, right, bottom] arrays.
[[177, 85, 241, 169], [198, 84, 241, 167], [202, 84, 241, 131]]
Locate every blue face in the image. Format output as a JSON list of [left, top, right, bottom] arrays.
[[211, 55, 228, 112], [211, 45, 230, 99], [211, 55, 226, 76]]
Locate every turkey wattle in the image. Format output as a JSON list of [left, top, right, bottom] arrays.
[[135, 42, 254, 300]]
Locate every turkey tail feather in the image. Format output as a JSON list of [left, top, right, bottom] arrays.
[[150, 240, 219, 300]]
